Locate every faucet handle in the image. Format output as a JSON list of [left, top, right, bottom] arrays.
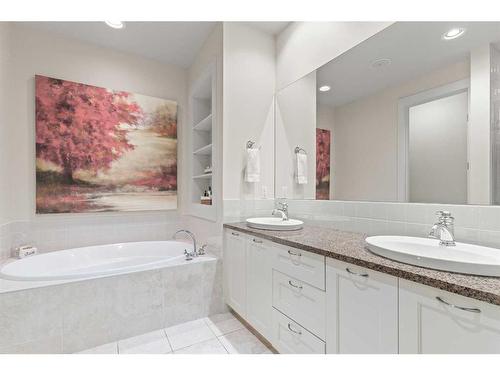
[[198, 244, 207, 255], [436, 210, 454, 224]]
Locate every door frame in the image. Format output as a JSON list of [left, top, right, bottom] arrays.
[[397, 79, 470, 202]]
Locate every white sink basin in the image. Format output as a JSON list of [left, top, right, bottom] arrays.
[[365, 236, 500, 277], [246, 217, 304, 231]]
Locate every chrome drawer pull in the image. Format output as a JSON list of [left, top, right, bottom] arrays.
[[252, 238, 263, 243], [288, 280, 303, 289], [231, 232, 240, 236], [287, 323, 302, 335], [287, 250, 301, 257], [346, 267, 369, 277], [435, 297, 481, 314]]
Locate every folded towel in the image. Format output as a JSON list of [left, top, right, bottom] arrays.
[[296, 152, 308, 184], [245, 148, 260, 183]]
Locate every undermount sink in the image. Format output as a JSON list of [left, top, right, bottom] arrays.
[[366, 235, 500, 277], [246, 217, 304, 231]]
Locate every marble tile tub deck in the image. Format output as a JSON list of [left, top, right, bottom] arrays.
[[78, 312, 273, 354], [224, 221, 500, 306]]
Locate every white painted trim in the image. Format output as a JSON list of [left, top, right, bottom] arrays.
[[397, 79, 470, 202]]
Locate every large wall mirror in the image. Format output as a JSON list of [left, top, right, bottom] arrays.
[[275, 22, 500, 205]]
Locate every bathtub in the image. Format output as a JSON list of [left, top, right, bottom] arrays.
[[0, 240, 225, 353], [0, 240, 206, 281]]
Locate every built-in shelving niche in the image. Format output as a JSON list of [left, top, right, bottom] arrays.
[[189, 63, 217, 221]]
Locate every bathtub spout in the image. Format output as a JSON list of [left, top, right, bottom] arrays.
[[173, 230, 198, 259]]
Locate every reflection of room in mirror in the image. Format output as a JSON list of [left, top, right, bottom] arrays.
[[276, 22, 500, 205]]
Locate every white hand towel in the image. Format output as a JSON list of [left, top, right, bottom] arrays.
[[245, 148, 260, 182], [296, 153, 308, 184]]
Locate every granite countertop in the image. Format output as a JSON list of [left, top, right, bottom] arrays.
[[224, 221, 500, 306]]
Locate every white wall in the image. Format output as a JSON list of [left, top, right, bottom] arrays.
[[331, 61, 469, 202], [0, 23, 11, 226], [275, 71, 316, 199], [276, 22, 392, 90], [469, 45, 492, 204], [222, 23, 276, 201]]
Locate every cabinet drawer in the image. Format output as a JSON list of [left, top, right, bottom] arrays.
[[272, 308, 325, 354], [273, 270, 326, 340], [272, 243, 325, 290]]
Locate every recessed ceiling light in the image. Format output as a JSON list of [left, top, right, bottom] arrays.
[[319, 85, 331, 92], [371, 58, 392, 69], [442, 27, 466, 40], [105, 21, 125, 29]]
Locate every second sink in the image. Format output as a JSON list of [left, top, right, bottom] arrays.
[[365, 235, 500, 277]]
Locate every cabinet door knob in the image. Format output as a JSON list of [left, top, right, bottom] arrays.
[[288, 280, 303, 290], [345, 267, 369, 277], [231, 232, 240, 236], [287, 323, 302, 335], [435, 296, 481, 314], [287, 250, 301, 257], [252, 238, 263, 243]]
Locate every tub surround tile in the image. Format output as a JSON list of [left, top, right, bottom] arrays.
[[165, 318, 216, 351], [0, 284, 64, 349], [118, 329, 171, 354], [224, 222, 500, 306]]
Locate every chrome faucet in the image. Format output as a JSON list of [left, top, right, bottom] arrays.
[[173, 229, 198, 260], [272, 200, 289, 221], [429, 211, 455, 246]]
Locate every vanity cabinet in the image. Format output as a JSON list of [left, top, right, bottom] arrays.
[[223, 230, 247, 317], [246, 235, 274, 339], [326, 259, 398, 354], [399, 279, 500, 354], [224, 227, 500, 354]]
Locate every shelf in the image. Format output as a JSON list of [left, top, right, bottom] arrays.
[[193, 114, 212, 131], [193, 143, 212, 155], [193, 173, 213, 180]]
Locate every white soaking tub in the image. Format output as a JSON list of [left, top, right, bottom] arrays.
[[0, 241, 210, 281]]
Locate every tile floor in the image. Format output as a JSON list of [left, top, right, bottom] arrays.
[[77, 312, 273, 354]]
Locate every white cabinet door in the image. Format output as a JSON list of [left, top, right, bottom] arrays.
[[326, 259, 398, 354], [246, 236, 273, 339], [223, 229, 247, 317], [399, 279, 500, 354]]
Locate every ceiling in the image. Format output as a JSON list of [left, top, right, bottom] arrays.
[[22, 21, 290, 69], [243, 22, 290, 35], [22, 22, 218, 68], [317, 22, 500, 107]]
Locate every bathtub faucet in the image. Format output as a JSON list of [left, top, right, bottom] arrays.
[[173, 230, 198, 260]]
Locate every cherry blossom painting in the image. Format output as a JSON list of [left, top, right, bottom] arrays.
[[316, 128, 331, 200], [35, 75, 177, 213]]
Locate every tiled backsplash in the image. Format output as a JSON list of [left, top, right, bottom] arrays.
[[286, 200, 500, 249], [222, 198, 500, 249]]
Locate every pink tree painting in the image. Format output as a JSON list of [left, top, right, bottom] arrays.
[[316, 128, 331, 200], [35, 75, 177, 213]]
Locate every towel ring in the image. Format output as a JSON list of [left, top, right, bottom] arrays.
[[294, 147, 307, 154], [247, 140, 261, 150]]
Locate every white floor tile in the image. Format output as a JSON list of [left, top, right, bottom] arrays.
[[205, 313, 245, 336], [77, 342, 118, 354], [218, 329, 270, 354], [165, 318, 216, 351], [118, 329, 171, 354], [174, 338, 228, 354]]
